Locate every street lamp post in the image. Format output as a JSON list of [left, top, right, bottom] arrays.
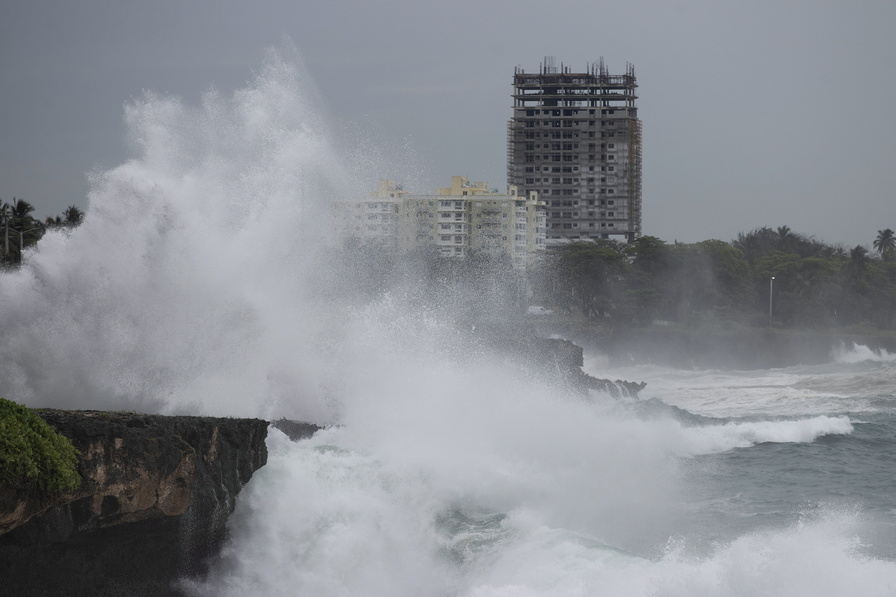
[[13, 226, 44, 262], [769, 276, 775, 327], [1, 204, 9, 255]]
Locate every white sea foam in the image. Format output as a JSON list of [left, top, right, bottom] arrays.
[[677, 415, 853, 456], [185, 426, 896, 597], [832, 342, 896, 364]]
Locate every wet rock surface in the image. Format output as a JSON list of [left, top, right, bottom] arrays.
[[467, 321, 645, 398], [0, 410, 268, 596]]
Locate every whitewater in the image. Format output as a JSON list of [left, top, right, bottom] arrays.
[[1, 49, 895, 596]]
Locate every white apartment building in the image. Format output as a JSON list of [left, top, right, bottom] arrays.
[[332, 177, 547, 270]]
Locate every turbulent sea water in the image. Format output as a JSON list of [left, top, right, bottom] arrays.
[[1, 48, 895, 596], [179, 346, 896, 597]]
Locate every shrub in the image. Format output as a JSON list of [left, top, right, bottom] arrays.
[[0, 398, 81, 495]]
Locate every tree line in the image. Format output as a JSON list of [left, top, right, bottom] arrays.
[[531, 226, 896, 331], [3, 196, 893, 332], [0, 198, 84, 266]]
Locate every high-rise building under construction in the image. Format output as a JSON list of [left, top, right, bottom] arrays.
[[507, 58, 641, 242]]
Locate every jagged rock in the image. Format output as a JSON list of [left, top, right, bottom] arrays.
[[270, 418, 323, 441], [467, 322, 645, 398], [0, 410, 268, 597]]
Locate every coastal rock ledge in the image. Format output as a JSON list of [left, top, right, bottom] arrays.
[[0, 410, 270, 597]]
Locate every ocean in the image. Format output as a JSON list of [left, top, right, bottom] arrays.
[[1, 47, 894, 596], [179, 344, 896, 597]]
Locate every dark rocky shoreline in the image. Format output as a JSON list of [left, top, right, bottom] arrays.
[[0, 411, 280, 597]]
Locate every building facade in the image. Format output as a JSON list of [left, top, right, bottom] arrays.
[[507, 58, 642, 243], [333, 177, 547, 270]]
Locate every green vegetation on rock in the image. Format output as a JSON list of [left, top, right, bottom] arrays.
[[0, 398, 81, 494]]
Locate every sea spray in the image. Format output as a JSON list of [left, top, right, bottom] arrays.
[[0, 47, 348, 420]]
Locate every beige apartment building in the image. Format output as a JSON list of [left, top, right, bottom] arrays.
[[507, 58, 642, 243], [333, 177, 547, 270]]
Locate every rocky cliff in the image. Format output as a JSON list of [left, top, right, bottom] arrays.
[[0, 410, 270, 597]]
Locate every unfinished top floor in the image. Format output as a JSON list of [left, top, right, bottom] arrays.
[[512, 58, 637, 110]]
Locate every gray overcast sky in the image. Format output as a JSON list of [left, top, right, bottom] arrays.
[[2, 0, 894, 247]]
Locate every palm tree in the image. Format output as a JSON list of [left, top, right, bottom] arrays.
[[775, 225, 793, 251], [62, 205, 85, 227], [9, 197, 35, 221], [873, 228, 895, 260]]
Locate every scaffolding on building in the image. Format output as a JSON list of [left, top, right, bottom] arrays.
[[508, 57, 642, 243]]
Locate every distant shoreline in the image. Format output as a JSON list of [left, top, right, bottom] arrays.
[[537, 320, 896, 370]]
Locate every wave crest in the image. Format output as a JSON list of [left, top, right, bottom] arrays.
[[832, 342, 896, 364], [680, 415, 853, 456]]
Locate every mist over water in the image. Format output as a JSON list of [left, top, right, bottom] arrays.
[[3, 49, 896, 595]]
